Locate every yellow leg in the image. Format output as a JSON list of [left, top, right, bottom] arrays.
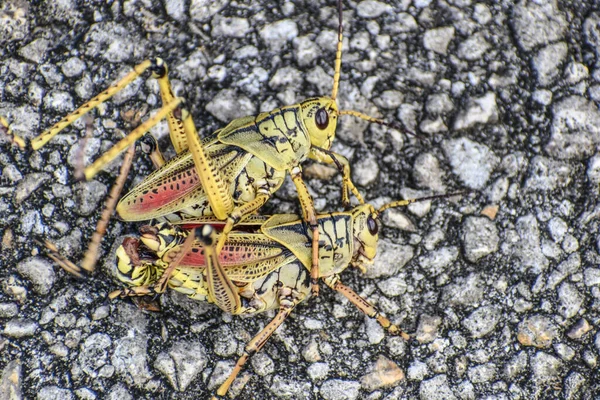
[[215, 289, 301, 397], [324, 275, 410, 340], [0, 116, 26, 149], [84, 96, 183, 180], [31, 60, 153, 150], [290, 166, 320, 296], [80, 144, 136, 272], [37, 239, 85, 279], [181, 110, 235, 221], [309, 146, 364, 207], [215, 192, 270, 254], [197, 225, 242, 314]]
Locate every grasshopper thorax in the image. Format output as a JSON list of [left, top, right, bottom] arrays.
[[351, 204, 380, 269], [300, 96, 339, 150]]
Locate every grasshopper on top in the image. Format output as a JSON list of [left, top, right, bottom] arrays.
[[26, 0, 402, 295]]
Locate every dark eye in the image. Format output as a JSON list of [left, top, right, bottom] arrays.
[[367, 216, 378, 235], [315, 108, 329, 130]]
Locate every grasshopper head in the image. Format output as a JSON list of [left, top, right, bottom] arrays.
[[300, 97, 339, 150], [115, 223, 183, 287], [351, 204, 380, 270]]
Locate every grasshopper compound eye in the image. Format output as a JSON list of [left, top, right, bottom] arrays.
[[367, 216, 378, 235], [315, 108, 329, 130]]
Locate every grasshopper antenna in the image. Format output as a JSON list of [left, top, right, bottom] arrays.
[[376, 191, 470, 216]]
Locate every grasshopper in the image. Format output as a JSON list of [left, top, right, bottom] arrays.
[[104, 194, 461, 398], [23, 0, 403, 295]]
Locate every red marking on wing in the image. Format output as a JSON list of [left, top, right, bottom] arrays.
[[180, 244, 271, 267], [119, 167, 201, 217]]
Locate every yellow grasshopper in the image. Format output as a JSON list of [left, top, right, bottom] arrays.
[[101, 193, 462, 398], [22, 0, 402, 296]]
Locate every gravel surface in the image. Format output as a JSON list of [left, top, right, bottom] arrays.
[[1, 0, 599, 399]]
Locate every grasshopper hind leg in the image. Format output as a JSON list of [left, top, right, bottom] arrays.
[[324, 275, 410, 340]]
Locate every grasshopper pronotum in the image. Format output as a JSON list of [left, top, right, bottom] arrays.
[[93, 194, 463, 398], [23, 0, 404, 296]]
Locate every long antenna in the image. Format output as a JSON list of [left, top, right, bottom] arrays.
[[376, 192, 468, 216], [331, 0, 343, 101]]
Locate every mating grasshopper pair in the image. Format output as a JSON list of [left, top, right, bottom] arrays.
[[14, 0, 454, 397], [23, 0, 396, 298]]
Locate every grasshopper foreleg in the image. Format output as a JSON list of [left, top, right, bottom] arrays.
[[324, 275, 410, 340], [290, 166, 320, 296], [310, 146, 365, 207]]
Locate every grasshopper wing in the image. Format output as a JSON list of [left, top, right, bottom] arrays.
[[218, 107, 311, 171], [262, 213, 355, 276], [117, 144, 252, 221], [179, 232, 295, 282]]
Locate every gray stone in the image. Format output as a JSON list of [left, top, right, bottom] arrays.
[[307, 362, 329, 381], [457, 32, 491, 61], [14, 173, 51, 204], [416, 315, 442, 343], [0, 303, 18, 318], [352, 153, 379, 186], [413, 153, 445, 192], [155, 340, 207, 391], [531, 352, 562, 384], [61, 57, 86, 78], [423, 27, 455, 55], [3, 319, 38, 338], [320, 379, 361, 400], [461, 216, 499, 262], [190, 0, 228, 22], [269, 375, 312, 399], [78, 333, 112, 377], [37, 386, 74, 400], [16, 257, 55, 295], [419, 375, 457, 400], [418, 246, 459, 277], [356, 1, 393, 18], [18, 38, 51, 63], [407, 360, 429, 381], [525, 156, 572, 191], [164, 0, 186, 22], [252, 352, 275, 376], [377, 275, 407, 297], [442, 274, 484, 307], [463, 306, 500, 338], [105, 383, 132, 400], [442, 137, 498, 189], [293, 35, 319, 67], [453, 92, 498, 131], [564, 371, 587, 400], [532, 42, 568, 86], [0, 359, 21, 400], [206, 88, 256, 123], [467, 363, 496, 383], [511, 1, 567, 51], [513, 214, 549, 274], [546, 96, 600, 160], [111, 336, 152, 387], [504, 351, 528, 380], [366, 239, 413, 279], [212, 15, 251, 38], [587, 154, 600, 186], [558, 282, 583, 319], [259, 20, 298, 52]]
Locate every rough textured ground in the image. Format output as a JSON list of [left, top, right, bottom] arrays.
[[1, 0, 600, 399]]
